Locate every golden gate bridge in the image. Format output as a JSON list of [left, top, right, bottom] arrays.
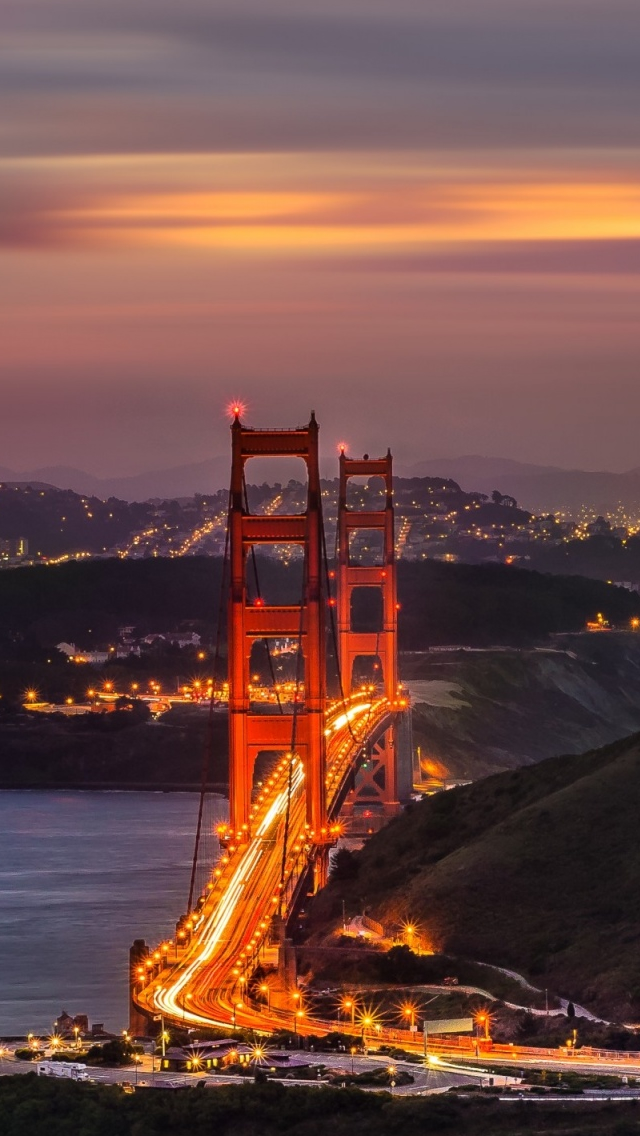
[[130, 411, 412, 1039]]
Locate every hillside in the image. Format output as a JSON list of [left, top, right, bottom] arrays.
[[311, 733, 640, 1020], [410, 454, 640, 516], [1, 557, 639, 656], [0, 708, 227, 791], [405, 634, 640, 779], [5, 637, 640, 788], [3, 559, 640, 788]]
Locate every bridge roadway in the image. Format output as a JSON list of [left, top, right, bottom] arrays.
[[135, 696, 394, 1034]]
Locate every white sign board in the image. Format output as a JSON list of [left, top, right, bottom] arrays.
[[424, 1017, 474, 1035]]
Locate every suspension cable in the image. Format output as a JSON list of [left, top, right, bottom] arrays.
[[278, 567, 306, 910], [187, 500, 231, 913], [320, 506, 362, 749]]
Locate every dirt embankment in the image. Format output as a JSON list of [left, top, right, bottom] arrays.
[[404, 633, 640, 780]]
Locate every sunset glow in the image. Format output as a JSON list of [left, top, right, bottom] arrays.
[[2, 0, 639, 474]]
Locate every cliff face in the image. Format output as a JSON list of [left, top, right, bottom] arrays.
[[3, 634, 640, 790], [404, 633, 640, 780]]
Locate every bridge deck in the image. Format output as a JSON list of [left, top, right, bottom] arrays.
[[134, 698, 395, 1033]]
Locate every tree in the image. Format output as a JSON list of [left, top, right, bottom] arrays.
[[86, 1037, 134, 1066], [566, 1002, 576, 1019], [331, 848, 359, 881]]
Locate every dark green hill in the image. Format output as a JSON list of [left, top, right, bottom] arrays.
[[1, 556, 639, 649], [312, 733, 640, 1020]]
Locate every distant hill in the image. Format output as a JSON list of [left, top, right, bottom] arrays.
[[0, 459, 232, 502], [7, 453, 640, 514], [1, 557, 639, 653], [0, 483, 157, 558], [408, 455, 640, 516], [408, 455, 561, 483], [313, 732, 640, 1020]]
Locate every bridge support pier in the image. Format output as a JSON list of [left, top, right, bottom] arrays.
[[312, 846, 330, 893], [269, 915, 298, 996], [129, 939, 152, 1037]]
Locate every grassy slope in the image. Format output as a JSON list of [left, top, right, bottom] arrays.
[[313, 734, 640, 1020]]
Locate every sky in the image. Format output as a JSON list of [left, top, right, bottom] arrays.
[[2, 0, 640, 476]]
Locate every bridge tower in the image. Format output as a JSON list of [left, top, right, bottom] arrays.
[[337, 450, 401, 817], [228, 412, 327, 841]]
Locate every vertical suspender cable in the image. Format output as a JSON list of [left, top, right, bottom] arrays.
[[187, 501, 231, 913], [278, 567, 306, 907]]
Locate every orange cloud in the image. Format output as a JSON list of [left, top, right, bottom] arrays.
[[3, 153, 640, 256]]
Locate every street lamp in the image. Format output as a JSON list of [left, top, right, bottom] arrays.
[[402, 1003, 417, 1031], [341, 996, 356, 1027], [475, 1011, 490, 1041], [260, 983, 271, 1012]]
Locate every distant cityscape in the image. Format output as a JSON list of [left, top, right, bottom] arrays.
[[2, 478, 640, 584]]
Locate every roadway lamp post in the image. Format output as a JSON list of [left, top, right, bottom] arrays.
[[292, 990, 301, 1033], [260, 984, 271, 1012], [232, 1002, 243, 1031], [342, 998, 356, 1028], [403, 1006, 416, 1032]]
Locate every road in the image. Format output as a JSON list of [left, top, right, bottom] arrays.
[[136, 697, 394, 1035], [131, 689, 640, 1075], [0, 1047, 498, 1095]]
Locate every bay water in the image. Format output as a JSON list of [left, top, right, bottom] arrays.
[[0, 791, 226, 1036]]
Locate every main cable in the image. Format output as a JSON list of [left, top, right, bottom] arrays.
[[278, 564, 306, 911], [187, 498, 231, 913]]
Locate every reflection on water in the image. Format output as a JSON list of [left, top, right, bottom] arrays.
[[0, 791, 226, 1035]]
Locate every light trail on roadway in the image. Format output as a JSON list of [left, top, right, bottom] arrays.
[[136, 697, 393, 1034]]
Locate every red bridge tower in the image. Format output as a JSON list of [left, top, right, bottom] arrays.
[[228, 412, 327, 841], [337, 449, 401, 817]]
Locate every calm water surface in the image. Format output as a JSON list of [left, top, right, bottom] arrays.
[[0, 791, 226, 1035]]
